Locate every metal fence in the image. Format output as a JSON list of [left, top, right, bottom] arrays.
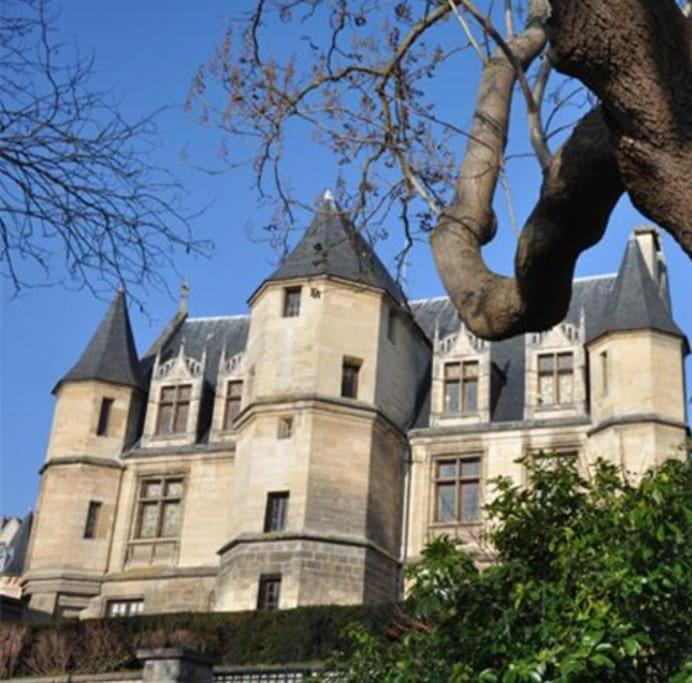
[[214, 666, 316, 682]]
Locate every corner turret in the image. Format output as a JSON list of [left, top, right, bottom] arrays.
[[586, 234, 688, 474], [24, 291, 144, 619]]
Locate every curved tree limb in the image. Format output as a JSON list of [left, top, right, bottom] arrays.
[[433, 109, 624, 339], [432, 0, 690, 340], [430, 11, 625, 339], [547, 0, 692, 257]]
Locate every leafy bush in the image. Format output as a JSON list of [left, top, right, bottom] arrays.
[[328, 457, 692, 682]]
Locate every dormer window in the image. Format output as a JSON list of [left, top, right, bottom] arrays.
[[537, 353, 573, 405], [223, 380, 243, 429], [444, 361, 478, 413], [156, 385, 191, 435], [283, 287, 301, 317]]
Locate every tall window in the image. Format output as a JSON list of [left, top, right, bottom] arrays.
[[387, 307, 396, 343], [283, 287, 302, 317], [96, 398, 114, 436], [277, 416, 293, 439], [134, 477, 184, 539], [106, 599, 143, 618], [443, 361, 479, 413], [83, 501, 102, 539], [532, 449, 578, 472], [600, 351, 609, 396], [537, 352, 574, 405], [156, 385, 191, 435], [257, 575, 281, 610], [224, 380, 243, 429], [434, 457, 481, 523], [264, 491, 289, 532], [341, 358, 361, 399]]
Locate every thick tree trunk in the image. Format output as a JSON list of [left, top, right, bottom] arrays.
[[431, 0, 689, 341], [547, 0, 692, 257]]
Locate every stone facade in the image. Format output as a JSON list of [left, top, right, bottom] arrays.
[[15, 202, 689, 619]]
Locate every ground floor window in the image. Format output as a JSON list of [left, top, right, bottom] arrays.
[[134, 476, 184, 540], [257, 575, 281, 610], [531, 449, 579, 472], [434, 456, 481, 523], [106, 598, 143, 617]]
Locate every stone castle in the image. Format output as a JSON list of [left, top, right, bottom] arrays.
[[13, 195, 689, 619]]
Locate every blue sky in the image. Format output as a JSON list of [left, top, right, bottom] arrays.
[[1, 1, 690, 516]]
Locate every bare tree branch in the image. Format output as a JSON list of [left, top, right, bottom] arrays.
[[0, 0, 210, 302], [192, 0, 689, 341]]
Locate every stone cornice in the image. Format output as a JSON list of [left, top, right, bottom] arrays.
[[103, 565, 218, 582], [587, 413, 689, 436], [217, 531, 400, 565], [234, 393, 409, 445], [39, 456, 124, 475], [409, 415, 592, 441], [123, 442, 235, 460]]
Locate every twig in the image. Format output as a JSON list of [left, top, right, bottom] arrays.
[[447, 0, 486, 62]]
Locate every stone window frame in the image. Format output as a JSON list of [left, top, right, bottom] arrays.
[[83, 500, 102, 539], [387, 306, 396, 344], [105, 598, 144, 618], [599, 350, 609, 396], [536, 351, 575, 407], [155, 384, 192, 436], [282, 286, 302, 318], [257, 574, 282, 610], [124, 471, 188, 568], [524, 318, 586, 420], [429, 453, 483, 527], [264, 491, 289, 533], [443, 360, 479, 414], [133, 475, 186, 540], [223, 379, 244, 430], [524, 447, 581, 485], [96, 397, 114, 436], [341, 356, 362, 399], [277, 415, 293, 439]]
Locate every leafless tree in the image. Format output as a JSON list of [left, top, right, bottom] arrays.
[[191, 0, 690, 340], [0, 0, 209, 300]]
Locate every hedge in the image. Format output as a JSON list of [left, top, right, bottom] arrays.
[[0, 603, 396, 679]]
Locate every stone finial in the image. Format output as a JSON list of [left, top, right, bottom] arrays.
[[179, 280, 191, 313]]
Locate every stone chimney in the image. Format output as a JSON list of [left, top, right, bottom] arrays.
[[633, 226, 663, 286]]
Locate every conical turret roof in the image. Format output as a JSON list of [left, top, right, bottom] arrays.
[[56, 291, 143, 391], [263, 192, 406, 303], [593, 237, 685, 342]]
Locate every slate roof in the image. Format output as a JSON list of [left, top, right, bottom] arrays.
[[261, 193, 406, 304], [57, 291, 143, 391], [592, 237, 686, 342], [160, 316, 250, 386]]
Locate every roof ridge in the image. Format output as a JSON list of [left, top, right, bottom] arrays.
[[573, 272, 617, 282], [186, 315, 250, 322]]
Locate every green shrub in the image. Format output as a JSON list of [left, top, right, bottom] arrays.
[[3, 603, 395, 678]]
